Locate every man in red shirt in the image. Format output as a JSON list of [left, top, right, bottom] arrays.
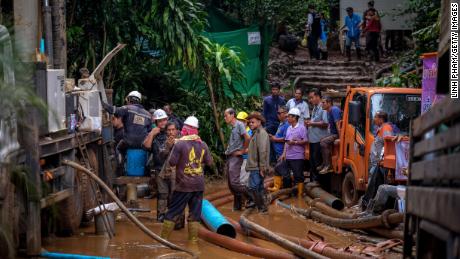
[[364, 8, 381, 62]]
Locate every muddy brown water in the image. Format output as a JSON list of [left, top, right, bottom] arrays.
[[42, 183, 395, 258]]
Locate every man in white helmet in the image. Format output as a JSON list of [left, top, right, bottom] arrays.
[[280, 107, 308, 198], [143, 109, 171, 222], [160, 116, 213, 244], [102, 90, 152, 159]]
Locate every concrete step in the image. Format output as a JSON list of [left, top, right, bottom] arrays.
[[292, 65, 365, 73], [289, 70, 364, 77], [291, 75, 373, 84], [294, 59, 370, 67], [295, 80, 373, 89]]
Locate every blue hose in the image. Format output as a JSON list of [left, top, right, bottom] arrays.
[[201, 199, 236, 238], [40, 252, 110, 259]]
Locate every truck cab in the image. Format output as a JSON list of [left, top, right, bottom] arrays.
[[330, 87, 421, 206]]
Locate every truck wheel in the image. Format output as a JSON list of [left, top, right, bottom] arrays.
[[342, 171, 359, 207], [56, 170, 83, 236]]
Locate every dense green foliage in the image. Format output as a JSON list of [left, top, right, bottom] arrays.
[[214, 0, 335, 33]]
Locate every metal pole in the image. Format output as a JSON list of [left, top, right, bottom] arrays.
[[43, 0, 54, 66]]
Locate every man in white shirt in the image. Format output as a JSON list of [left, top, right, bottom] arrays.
[[286, 88, 310, 125]]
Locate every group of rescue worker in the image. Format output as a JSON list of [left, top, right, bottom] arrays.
[[102, 84, 396, 244]]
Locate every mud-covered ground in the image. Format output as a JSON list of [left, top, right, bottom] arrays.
[[42, 181, 402, 258]]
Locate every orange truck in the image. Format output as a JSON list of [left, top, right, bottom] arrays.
[[323, 86, 421, 206]]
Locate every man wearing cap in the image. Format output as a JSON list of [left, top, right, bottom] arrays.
[[143, 109, 171, 222], [246, 112, 270, 214], [224, 108, 251, 211], [102, 91, 152, 160], [280, 108, 308, 197], [160, 116, 213, 244]]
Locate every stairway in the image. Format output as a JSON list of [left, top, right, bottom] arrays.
[[289, 60, 374, 92]]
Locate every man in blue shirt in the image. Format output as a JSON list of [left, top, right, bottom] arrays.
[[263, 83, 286, 162], [268, 106, 289, 192], [341, 7, 362, 61], [319, 97, 342, 174], [263, 83, 286, 135]]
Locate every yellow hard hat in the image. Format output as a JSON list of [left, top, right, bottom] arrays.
[[237, 111, 249, 121]]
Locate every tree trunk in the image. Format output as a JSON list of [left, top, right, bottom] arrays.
[[205, 77, 226, 149]]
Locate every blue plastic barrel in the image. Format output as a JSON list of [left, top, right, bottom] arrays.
[[201, 199, 236, 238], [125, 149, 148, 176]]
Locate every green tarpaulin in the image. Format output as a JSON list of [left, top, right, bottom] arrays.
[[181, 8, 272, 97]]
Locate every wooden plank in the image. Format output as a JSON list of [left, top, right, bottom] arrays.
[[411, 153, 460, 181], [412, 98, 460, 137], [406, 187, 460, 233], [40, 188, 73, 209], [413, 123, 460, 157], [113, 176, 150, 185]]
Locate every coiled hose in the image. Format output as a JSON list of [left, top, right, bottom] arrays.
[[62, 160, 196, 258]]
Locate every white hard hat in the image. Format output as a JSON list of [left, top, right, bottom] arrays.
[[153, 109, 168, 120], [127, 91, 142, 100], [288, 107, 301, 117], [184, 116, 199, 128]]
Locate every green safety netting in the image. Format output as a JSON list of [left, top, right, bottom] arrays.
[[181, 8, 273, 97]]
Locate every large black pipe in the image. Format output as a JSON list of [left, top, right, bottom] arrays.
[[276, 199, 403, 229], [305, 184, 344, 210]]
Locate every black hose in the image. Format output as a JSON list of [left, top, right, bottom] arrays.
[[276, 199, 403, 229], [62, 160, 197, 258]]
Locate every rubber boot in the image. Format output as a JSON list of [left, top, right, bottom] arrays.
[[297, 183, 304, 198], [253, 190, 268, 214], [157, 198, 168, 222], [188, 221, 200, 244], [233, 194, 242, 211], [246, 190, 256, 208], [346, 47, 352, 61], [160, 220, 175, 240], [267, 176, 282, 192]]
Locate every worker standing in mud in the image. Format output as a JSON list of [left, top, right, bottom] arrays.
[[280, 108, 308, 197], [246, 112, 270, 214], [143, 109, 170, 222], [160, 116, 213, 244], [236, 111, 252, 188], [101, 91, 152, 162], [306, 88, 329, 184], [224, 108, 251, 211], [268, 106, 289, 192]]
